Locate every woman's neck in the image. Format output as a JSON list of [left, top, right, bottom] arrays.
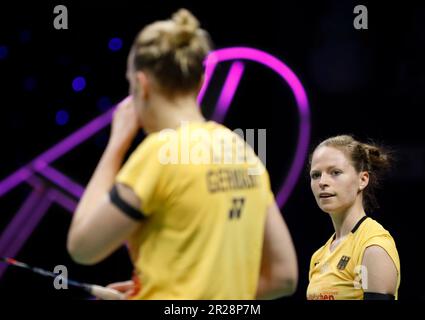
[[149, 94, 205, 132], [330, 201, 366, 240]]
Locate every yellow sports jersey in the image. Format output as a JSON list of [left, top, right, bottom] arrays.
[[307, 216, 400, 300], [116, 121, 273, 299]]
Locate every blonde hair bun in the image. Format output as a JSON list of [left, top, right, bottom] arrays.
[[171, 8, 200, 48]]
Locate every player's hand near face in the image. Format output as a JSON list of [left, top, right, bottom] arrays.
[[67, 96, 143, 266], [108, 96, 141, 156]]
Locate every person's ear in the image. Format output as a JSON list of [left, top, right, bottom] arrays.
[[359, 171, 369, 191], [136, 72, 149, 100]]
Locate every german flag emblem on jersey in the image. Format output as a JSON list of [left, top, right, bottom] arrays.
[[337, 256, 351, 270]]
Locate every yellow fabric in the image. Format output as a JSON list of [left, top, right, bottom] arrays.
[[307, 217, 400, 300], [116, 121, 273, 299]]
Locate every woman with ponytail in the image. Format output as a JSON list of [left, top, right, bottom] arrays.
[[307, 135, 400, 300]]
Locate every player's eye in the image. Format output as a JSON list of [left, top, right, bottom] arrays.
[[310, 172, 321, 180]]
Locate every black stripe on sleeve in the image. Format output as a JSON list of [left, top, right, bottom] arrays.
[[109, 185, 146, 221], [364, 292, 395, 300]]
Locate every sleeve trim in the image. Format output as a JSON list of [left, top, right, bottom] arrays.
[[364, 292, 395, 300], [109, 185, 147, 221]]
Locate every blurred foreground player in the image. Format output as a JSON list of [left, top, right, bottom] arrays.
[[67, 9, 298, 299]]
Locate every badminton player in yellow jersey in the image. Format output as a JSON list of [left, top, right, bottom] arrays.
[[307, 135, 400, 300], [67, 9, 298, 299]]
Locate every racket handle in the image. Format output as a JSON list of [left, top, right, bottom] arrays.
[[89, 284, 125, 300]]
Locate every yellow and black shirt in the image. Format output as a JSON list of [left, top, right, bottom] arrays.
[[116, 121, 273, 299], [307, 216, 400, 300]]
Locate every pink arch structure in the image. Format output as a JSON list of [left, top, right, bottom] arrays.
[[0, 47, 310, 278]]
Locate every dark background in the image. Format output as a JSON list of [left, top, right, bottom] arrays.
[[0, 0, 424, 300]]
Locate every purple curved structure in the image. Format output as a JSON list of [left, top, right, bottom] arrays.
[[0, 47, 310, 278]]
